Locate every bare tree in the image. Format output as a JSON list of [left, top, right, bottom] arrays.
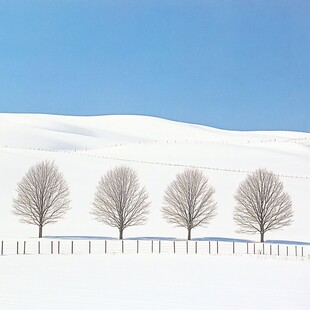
[[162, 169, 217, 240], [91, 166, 150, 239], [234, 168, 293, 242], [12, 160, 70, 238]]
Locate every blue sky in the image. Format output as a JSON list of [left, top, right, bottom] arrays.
[[0, 0, 309, 132]]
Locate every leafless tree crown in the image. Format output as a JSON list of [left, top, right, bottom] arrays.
[[162, 169, 217, 239], [91, 166, 150, 238], [12, 160, 70, 237], [234, 168, 293, 242]]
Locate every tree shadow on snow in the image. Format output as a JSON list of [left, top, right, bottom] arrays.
[[43, 236, 310, 245], [265, 240, 310, 245], [44, 236, 117, 240], [194, 237, 253, 243]]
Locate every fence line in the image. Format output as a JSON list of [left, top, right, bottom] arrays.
[[0, 239, 309, 258], [1, 135, 309, 152], [1, 145, 309, 181]]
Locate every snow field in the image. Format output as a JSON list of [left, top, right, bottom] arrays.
[[0, 254, 309, 309], [0, 113, 310, 309], [0, 114, 309, 241]]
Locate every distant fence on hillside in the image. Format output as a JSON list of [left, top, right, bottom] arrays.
[[1, 239, 309, 258], [1, 145, 309, 180]]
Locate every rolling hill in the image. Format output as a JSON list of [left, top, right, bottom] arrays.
[[1, 113, 309, 242]]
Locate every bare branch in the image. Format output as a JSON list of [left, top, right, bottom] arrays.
[[162, 169, 217, 240], [234, 168, 293, 242], [91, 166, 150, 239], [12, 160, 70, 237]]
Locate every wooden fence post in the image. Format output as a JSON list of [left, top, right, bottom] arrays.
[[295, 246, 297, 257], [151, 240, 153, 254], [122, 240, 124, 254], [71, 241, 74, 254], [195, 241, 197, 254], [1, 241, 3, 256], [89, 241, 91, 254], [286, 246, 288, 256], [263, 243, 265, 255], [58, 241, 60, 254], [51, 241, 53, 254], [270, 244, 272, 255], [278, 244, 280, 256], [17, 241, 19, 255], [137, 240, 139, 254], [209, 241, 211, 254], [216, 241, 219, 254], [105, 240, 107, 254], [301, 247, 303, 257], [38, 241, 40, 254], [246, 242, 249, 254], [23, 241, 26, 255], [173, 241, 176, 254], [254, 243, 256, 254], [159, 241, 161, 254], [233, 241, 235, 254], [186, 241, 188, 254]]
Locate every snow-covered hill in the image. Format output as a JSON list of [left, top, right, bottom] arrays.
[[1, 113, 309, 242]]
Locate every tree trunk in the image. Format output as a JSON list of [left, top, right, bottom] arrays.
[[39, 225, 43, 238], [119, 228, 123, 240], [260, 232, 264, 243], [187, 228, 191, 240]]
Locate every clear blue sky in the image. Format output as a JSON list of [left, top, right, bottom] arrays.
[[0, 0, 309, 132]]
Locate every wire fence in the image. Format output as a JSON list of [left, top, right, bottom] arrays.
[[1, 145, 309, 181], [1, 239, 309, 258]]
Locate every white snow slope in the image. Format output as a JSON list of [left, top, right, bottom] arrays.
[[0, 113, 310, 242], [1, 113, 310, 310]]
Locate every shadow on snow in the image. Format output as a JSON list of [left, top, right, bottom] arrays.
[[43, 236, 310, 245]]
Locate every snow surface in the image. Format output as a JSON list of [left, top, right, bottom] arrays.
[[1, 113, 310, 309], [0, 254, 309, 309], [0, 113, 309, 241]]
